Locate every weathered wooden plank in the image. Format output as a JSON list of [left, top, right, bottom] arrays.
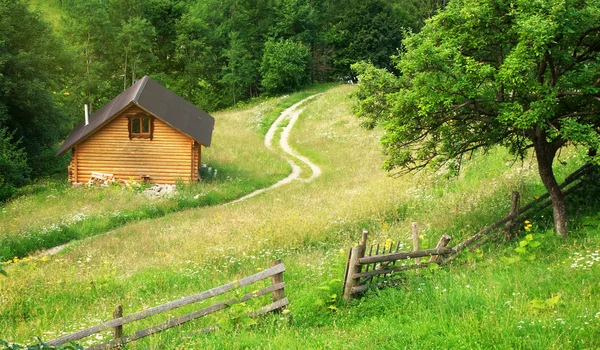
[[87, 286, 287, 350], [47, 263, 286, 346], [343, 245, 366, 301], [354, 262, 432, 279], [450, 216, 512, 255], [412, 222, 420, 265], [358, 247, 453, 265], [113, 305, 123, 340], [429, 234, 452, 264], [270, 259, 285, 304]]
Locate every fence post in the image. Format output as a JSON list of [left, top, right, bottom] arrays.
[[270, 259, 285, 306], [429, 234, 452, 264], [113, 304, 123, 340], [505, 191, 520, 240], [343, 230, 368, 301], [411, 222, 420, 265]]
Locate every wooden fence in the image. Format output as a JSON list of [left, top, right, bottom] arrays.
[[343, 163, 594, 300], [46, 260, 288, 349]]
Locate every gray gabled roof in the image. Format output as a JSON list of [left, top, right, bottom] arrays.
[[57, 76, 215, 155]]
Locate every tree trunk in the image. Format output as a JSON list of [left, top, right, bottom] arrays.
[[533, 127, 568, 237]]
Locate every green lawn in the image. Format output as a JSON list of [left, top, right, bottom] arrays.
[[1, 85, 597, 349]]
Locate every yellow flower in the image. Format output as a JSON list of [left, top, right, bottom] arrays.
[[40, 256, 49, 262], [63, 91, 70, 96]]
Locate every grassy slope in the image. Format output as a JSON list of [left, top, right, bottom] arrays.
[[0, 86, 598, 348], [0, 94, 301, 259]]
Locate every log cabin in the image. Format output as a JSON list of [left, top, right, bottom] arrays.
[[57, 76, 215, 185]]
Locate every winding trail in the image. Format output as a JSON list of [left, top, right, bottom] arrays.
[[230, 94, 323, 204], [38, 94, 323, 256]]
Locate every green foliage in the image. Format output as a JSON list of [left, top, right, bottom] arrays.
[[216, 298, 259, 331], [355, 0, 600, 174], [314, 279, 341, 312], [501, 223, 545, 264], [353, 0, 600, 234], [0, 0, 70, 178], [261, 39, 311, 94], [527, 294, 561, 312], [0, 128, 29, 202], [325, 0, 407, 76]]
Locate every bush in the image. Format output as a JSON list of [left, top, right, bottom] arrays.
[[260, 39, 310, 93], [0, 128, 30, 202]]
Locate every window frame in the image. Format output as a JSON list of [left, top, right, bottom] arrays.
[[128, 113, 154, 140]]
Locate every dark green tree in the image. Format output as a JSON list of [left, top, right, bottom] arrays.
[[0, 0, 71, 180], [354, 0, 600, 236], [0, 128, 29, 201], [62, 0, 119, 114], [221, 32, 260, 105], [118, 17, 157, 90], [325, 0, 408, 77], [261, 39, 311, 93]]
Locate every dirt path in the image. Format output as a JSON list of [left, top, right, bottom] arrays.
[[39, 94, 322, 256], [230, 94, 322, 204]]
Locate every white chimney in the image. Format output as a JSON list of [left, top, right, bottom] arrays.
[[84, 104, 89, 126]]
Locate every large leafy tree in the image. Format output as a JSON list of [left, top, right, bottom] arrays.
[[354, 0, 600, 236], [0, 0, 71, 181], [261, 39, 311, 93]]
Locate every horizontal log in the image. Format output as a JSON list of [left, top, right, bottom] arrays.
[[249, 297, 289, 317], [78, 162, 191, 169], [78, 150, 191, 157], [79, 143, 191, 149], [451, 215, 512, 254], [358, 247, 453, 265], [77, 168, 192, 175], [75, 175, 191, 183], [87, 283, 286, 350], [84, 136, 190, 143], [47, 263, 285, 346]]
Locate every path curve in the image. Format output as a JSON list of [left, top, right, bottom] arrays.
[[230, 94, 322, 204], [38, 94, 323, 256]]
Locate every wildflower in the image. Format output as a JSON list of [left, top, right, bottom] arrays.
[[524, 220, 533, 231], [63, 91, 70, 96], [384, 238, 393, 249]]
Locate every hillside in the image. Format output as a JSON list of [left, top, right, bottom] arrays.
[[1, 85, 598, 348]]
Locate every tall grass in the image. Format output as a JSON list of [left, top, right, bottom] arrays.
[[0, 85, 597, 349], [0, 92, 303, 260]]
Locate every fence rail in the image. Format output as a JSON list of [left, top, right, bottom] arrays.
[[46, 260, 288, 349], [343, 163, 594, 300]]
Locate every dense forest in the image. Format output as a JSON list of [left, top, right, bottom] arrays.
[[0, 0, 446, 201]]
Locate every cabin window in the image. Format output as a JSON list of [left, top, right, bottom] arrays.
[[129, 113, 153, 139]]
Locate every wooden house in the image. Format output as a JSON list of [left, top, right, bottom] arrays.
[[57, 76, 215, 184]]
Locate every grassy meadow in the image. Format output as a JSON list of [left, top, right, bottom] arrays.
[[0, 88, 339, 261], [1, 85, 598, 349]]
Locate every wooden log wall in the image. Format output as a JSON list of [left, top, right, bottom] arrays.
[[70, 106, 198, 184]]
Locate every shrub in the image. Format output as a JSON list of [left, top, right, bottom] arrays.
[[0, 128, 30, 202], [260, 39, 310, 94]]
